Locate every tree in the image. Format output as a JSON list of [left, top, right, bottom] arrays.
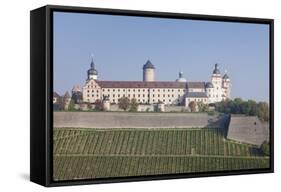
[[118, 97, 130, 111], [261, 141, 270, 156], [188, 101, 197, 112], [129, 98, 138, 112], [257, 102, 269, 121], [197, 101, 208, 112], [94, 99, 104, 111], [248, 100, 257, 115], [68, 99, 75, 111]]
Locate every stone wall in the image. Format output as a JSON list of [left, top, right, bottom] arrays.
[[227, 115, 269, 146], [54, 112, 228, 129]]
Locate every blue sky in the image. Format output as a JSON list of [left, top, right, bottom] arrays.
[[53, 11, 270, 102]]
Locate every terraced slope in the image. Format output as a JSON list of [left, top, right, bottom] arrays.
[[53, 128, 269, 181]]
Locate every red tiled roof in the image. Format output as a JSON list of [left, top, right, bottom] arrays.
[[96, 81, 188, 89], [187, 82, 206, 89]]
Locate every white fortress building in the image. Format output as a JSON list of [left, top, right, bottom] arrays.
[[80, 57, 231, 107]]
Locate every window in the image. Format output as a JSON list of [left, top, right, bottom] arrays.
[[87, 90, 90, 93], [168, 95, 170, 97], [143, 94, 145, 97], [118, 89, 120, 92], [168, 89, 170, 92], [113, 94, 115, 97], [118, 94, 120, 97], [158, 94, 160, 97], [133, 89, 135, 92], [92, 90, 94, 93], [108, 89, 110, 92], [123, 89, 125, 92], [97, 94, 99, 97], [153, 94, 155, 97], [113, 89, 115, 92], [92, 94, 94, 97]]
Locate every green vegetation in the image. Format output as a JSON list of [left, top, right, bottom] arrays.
[[68, 99, 75, 111], [53, 128, 269, 181], [129, 98, 139, 112], [215, 98, 269, 121], [118, 97, 130, 111], [261, 141, 270, 156]]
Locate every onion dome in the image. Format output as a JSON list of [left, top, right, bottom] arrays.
[[88, 58, 98, 76], [213, 63, 221, 74], [205, 82, 214, 88], [143, 60, 155, 69], [176, 71, 187, 82]]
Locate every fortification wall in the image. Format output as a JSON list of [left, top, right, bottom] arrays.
[[54, 112, 228, 129], [227, 115, 269, 146]]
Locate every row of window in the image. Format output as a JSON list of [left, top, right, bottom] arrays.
[[86, 88, 185, 93], [187, 98, 207, 102]]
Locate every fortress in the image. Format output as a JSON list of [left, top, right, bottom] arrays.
[[71, 57, 231, 107]]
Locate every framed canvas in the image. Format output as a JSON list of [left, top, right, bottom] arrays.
[[30, 5, 274, 187]]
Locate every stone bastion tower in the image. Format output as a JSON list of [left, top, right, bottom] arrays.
[[143, 60, 155, 82]]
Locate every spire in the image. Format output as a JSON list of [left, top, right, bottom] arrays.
[[213, 63, 221, 74], [87, 54, 98, 79], [90, 54, 95, 69], [179, 71, 183, 78]]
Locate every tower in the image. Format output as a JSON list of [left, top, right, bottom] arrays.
[[143, 60, 155, 82], [87, 56, 98, 80], [222, 72, 231, 99], [211, 63, 223, 102]]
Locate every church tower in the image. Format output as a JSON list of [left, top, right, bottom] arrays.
[[143, 60, 155, 82], [87, 56, 98, 80]]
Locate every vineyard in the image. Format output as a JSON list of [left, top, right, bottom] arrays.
[[53, 128, 270, 181]]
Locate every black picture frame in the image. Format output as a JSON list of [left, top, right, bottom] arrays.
[[30, 5, 274, 187]]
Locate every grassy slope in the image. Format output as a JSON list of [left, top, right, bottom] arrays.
[[53, 128, 269, 181]]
